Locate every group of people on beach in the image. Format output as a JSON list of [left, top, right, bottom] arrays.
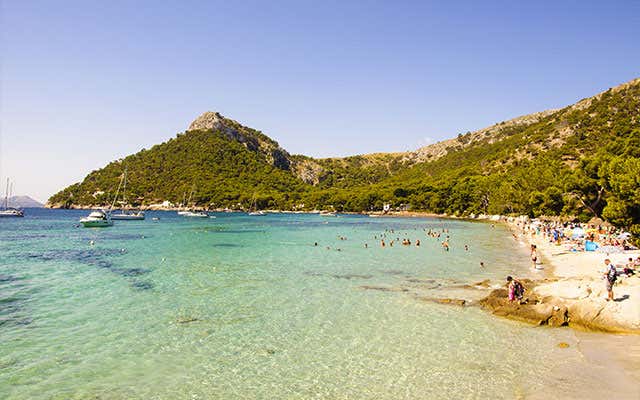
[[516, 218, 636, 253], [513, 216, 638, 301]]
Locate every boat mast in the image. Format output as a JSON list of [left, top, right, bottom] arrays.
[[4, 178, 8, 209], [109, 173, 125, 212], [187, 185, 195, 210], [122, 168, 127, 207]]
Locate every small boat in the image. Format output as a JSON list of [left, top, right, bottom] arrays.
[[0, 208, 24, 218], [111, 210, 145, 220], [248, 211, 266, 216], [320, 211, 337, 217], [182, 211, 209, 218], [0, 178, 24, 217], [79, 210, 113, 227]]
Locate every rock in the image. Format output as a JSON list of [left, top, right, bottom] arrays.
[[479, 289, 568, 327], [548, 306, 569, 327], [176, 317, 201, 324], [419, 297, 467, 306], [473, 279, 491, 287], [360, 285, 409, 293]]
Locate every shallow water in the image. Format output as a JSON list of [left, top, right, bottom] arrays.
[[0, 209, 626, 399]]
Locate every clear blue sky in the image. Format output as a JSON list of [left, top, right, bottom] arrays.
[[1, 0, 639, 202]]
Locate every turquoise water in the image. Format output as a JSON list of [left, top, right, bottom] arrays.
[[0, 210, 598, 399]]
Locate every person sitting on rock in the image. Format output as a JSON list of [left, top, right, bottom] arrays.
[[623, 257, 635, 277]]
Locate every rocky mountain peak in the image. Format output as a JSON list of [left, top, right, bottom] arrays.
[[186, 111, 293, 171], [188, 111, 227, 131]]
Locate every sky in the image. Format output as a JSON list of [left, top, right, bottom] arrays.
[[1, 0, 639, 202]]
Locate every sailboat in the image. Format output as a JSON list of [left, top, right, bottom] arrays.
[[0, 178, 24, 217], [248, 194, 266, 216], [110, 169, 145, 220], [177, 191, 190, 215], [178, 186, 209, 218]]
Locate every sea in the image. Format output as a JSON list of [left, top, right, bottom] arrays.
[[0, 209, 633, 399]]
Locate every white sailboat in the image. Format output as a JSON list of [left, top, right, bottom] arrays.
[[177, 191, 190, 215], [248, 194, 266, 216], [0, 178, 24, 218], [178, 185, 209, 217], [110, 169, 145, 220]]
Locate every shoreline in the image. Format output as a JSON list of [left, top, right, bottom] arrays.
[[38, 206, 640, 334], [499, 219, 640, 334]]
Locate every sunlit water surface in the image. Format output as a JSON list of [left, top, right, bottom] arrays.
[[0, 210, 618, 399]]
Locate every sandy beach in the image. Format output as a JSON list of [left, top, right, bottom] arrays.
[[506, 221, 640, 333], [502, 220, 640, 400]]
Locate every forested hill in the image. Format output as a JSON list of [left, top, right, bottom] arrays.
[[49, 78, 640, 235]]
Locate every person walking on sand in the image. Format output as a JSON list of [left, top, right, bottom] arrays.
[[603, 259, 617, 301]]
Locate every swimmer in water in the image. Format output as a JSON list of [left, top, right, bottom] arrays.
[[480, 262, 485, 268], [381, 240, 385, 248], [442, 241, 449, 251], [464, 244, 469, 251], [416, 239, 420, 247]]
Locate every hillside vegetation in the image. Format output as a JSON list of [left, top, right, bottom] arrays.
[[49, 78, 640, 235]]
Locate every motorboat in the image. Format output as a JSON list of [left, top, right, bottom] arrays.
[[248, 210, 266, 216], [319, 211, 337, 217], [79, 210, 113, 227]]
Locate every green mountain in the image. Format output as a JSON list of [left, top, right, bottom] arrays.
[[49, 78, 640, 235]]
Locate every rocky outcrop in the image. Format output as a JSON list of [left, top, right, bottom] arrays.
[[291, 158, 328, 185], [479, 287, 569, 327], [479, 278, 640, 333], [188, 111, 291, 170]]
